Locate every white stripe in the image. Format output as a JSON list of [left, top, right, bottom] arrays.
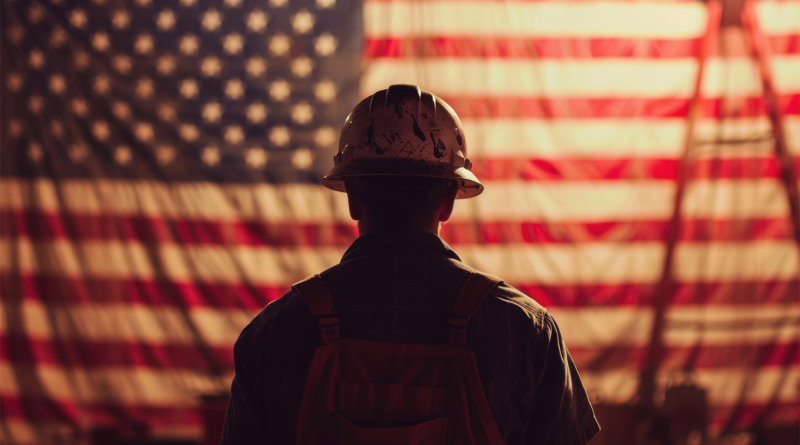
[[0, 300, 255, 347], [581, 367, 800, 406], [757, 1, 800, 35], [361, 57, 800, 98], [463, 116, 800, 158], [365, 2, 709, 39], [0, 361, 231, 406], [1, 238, 796, 285], [456, 179, 791, 221], [0, 178, 793, 222]]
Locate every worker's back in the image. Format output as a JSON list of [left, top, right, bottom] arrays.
[[221, 230, 599, 445]]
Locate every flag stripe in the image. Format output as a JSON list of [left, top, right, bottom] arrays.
[[3, 212, 796, 244], [361, 57, 800, 98], [365, 35, 800, 58], [2, 238, 797, 285], [5, 274, 798, 308], [2, 178, 795, 222]]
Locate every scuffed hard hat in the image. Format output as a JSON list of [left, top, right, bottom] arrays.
[[321, 85, 483, 199]]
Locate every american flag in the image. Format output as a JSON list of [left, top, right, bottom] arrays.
[[0, 0, 798, 443]]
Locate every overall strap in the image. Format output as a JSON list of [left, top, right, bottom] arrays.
[[292, 274, 341, 344], [448, 272, 503, 346]]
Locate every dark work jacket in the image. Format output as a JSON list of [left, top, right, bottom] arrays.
[[221, 230, 600, 445]]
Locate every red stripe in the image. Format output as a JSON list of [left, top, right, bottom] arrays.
[[3, 212, 795, 244], [441, 95, 800, 118], [365, 35, 799, 58], [0, 396, 202, 432], [712, 402, 800, 431], [4, 334, 795, 372], [4, 274, 797, 308], [569, 342, 799, 371], [1, 334, 233, 370], [470, 157, 800, 181]]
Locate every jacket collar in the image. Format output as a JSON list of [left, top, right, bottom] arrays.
[[341, 230, 461, 263]]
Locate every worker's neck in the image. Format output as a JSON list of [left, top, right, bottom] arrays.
[[357, 216, 441, 237]]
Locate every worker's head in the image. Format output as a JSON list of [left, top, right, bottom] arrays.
[[322, 85, 483, 234]]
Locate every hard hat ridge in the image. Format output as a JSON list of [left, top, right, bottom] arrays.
[[321, 84, 484, 199]]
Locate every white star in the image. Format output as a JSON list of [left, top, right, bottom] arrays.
[[69, 9, 88, 28], [158, 104, 177, 122], [290, 57, 314, 78], [6, 73, 23, 92], [247, 10, 268, 32], [224, 126, 245, 144], [292, 10, 314, 34], [92, 32, 111, 52], [136, 78, 154, 98], [246, 103, 267, 124], [156, 55, 176, 75], [74, 51, 90, 70], [29, 49, 45, 69], [314, 126, 336, 147], [269, 0, 288, 8], [224, 0, 242, 7], [225, 78, 245, 100], [315, 33, 337, 56], [156, 9, 176, 30], [7, 24, 24, 44], [202, 102, 223, 123], [112, 102, 131, 120], [50, 27, 67, 48], [200, 56, 223, 77], [156, 145, 176, 165], [292, 148, 313, 169], [316, 0, 335, 9], [114, 146, 132, 165], [202, 146, 220, 166], [94, 75, 111, 95], [28, 143, 44, 162], [245, 147, 268, 168], [70, 98, 89, 116], [135, 0, 152, 7], [180, 78, 199, 98], [135, 34, 154, 54], [92, 121, 110, 140], [51, 120, 65, 139], [134, 122, 154, 142], [49, 74, 67, 95], [245, 57, 267, 77], [291, 102, 313, 125], [269, 34, 291, 57], [180, 0, 197, 7], [112, 55, 132, 74], [28, 95, 44, 114], [93, 0, 108, 5], [8, 120, 23, 138], [222, 33, 245, 54], [179, 34, 200, 55], [28, 3, 45, 23], [314, 80, 337, 102], [111, 10, 130, 29], [269, 126, 290, 146], [202, 10, 223, 32], [269, 79, 291, 101], [179, 124, 199, 141], [69, 144, 89, 162]]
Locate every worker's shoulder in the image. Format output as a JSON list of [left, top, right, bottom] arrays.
[[236, 288, 313, 346], [482, 280, 550, 327]]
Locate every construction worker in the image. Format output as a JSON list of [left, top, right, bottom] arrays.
[[221, 85, 600, 444]]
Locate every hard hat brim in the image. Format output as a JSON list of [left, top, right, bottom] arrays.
[[321, 159, 484, 199]]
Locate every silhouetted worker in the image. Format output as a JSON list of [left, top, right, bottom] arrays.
[[221, 85, 600, 444]]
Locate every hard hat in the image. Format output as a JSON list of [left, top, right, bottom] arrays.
[[321, 85, 483, 199]]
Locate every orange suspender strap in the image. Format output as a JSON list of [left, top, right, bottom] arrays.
[[292, 274, 341, 344], [448, 272, 503, 346]]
